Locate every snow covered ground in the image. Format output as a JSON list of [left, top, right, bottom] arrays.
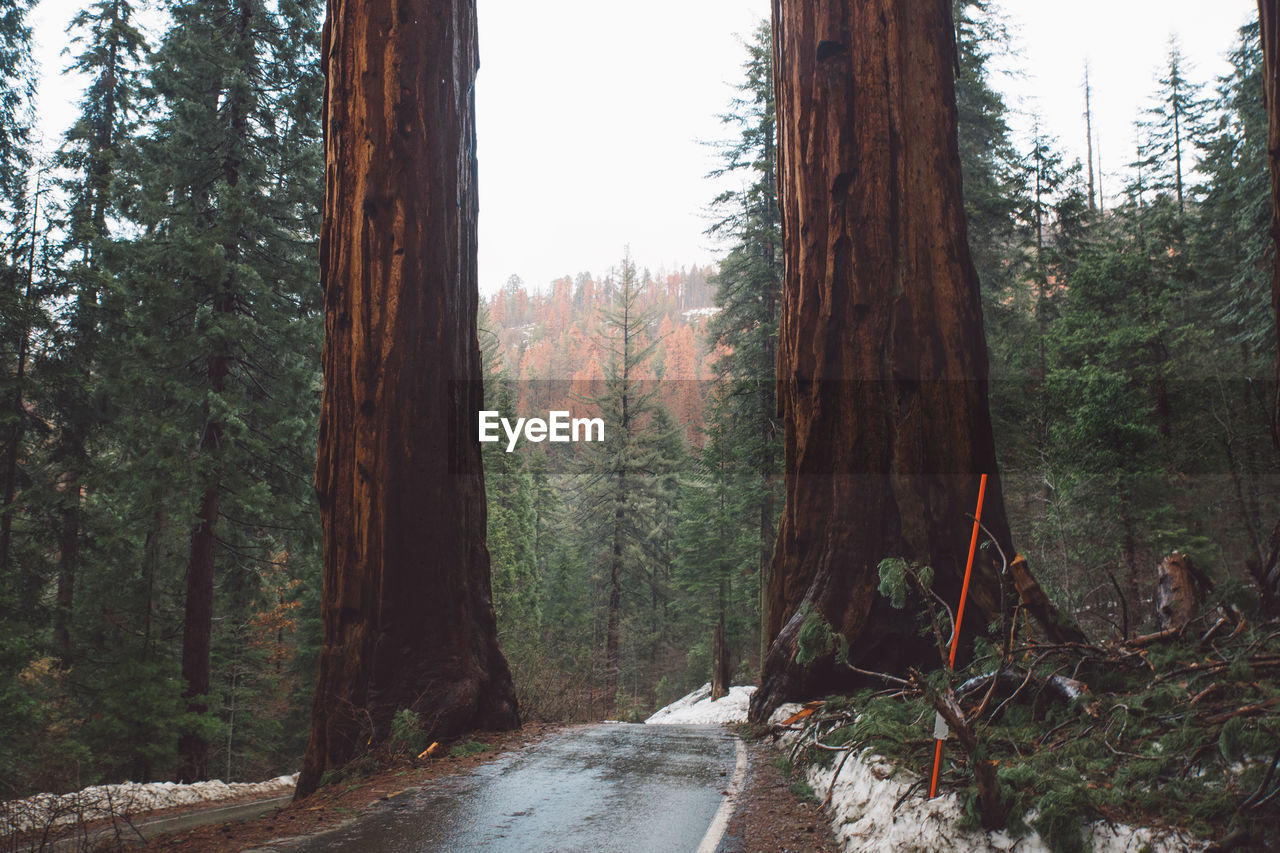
[[1, 773, 297, 835], [646, 685, 1203, 853], [644, 682, 755, 725], [799, 744, 1201, 853]]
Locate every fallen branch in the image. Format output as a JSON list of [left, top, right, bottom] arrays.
[[957, 668, 1099, 718], [1200, 616, 1230, 647], [1240, 743, 1280, 812], [822, 746, 858, 808], [1154, 654, 1280, 684], [1128, 627, 1183, 648], [1203, 697, 1280, 726], [1008, 555, 1089, 646], [844, 663, 916, 690], [926, 684, 1006, 831], [1189, 683, 1221, 705]]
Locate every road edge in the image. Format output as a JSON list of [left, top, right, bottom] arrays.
[[696, 734, 749, 853]]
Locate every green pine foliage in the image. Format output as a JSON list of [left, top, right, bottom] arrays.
[[0, 0, 43, 797], [953, 0, 1025, 307], [1198, 23, 1270, 350], [111, 0, 324, 779], [700, 20, 782, 666], [974, 20, 1280, 645], [672, 406, 758, 690], [782, 623, 1280, 850], [480, 323, 543, 654], [575, 252, 685, 713], [0, 0, 324, 794], [1138, 39, 1212, 215], [0, 0, 32, 198]]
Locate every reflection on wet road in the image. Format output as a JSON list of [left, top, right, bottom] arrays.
[[269, 723, 743, 853]]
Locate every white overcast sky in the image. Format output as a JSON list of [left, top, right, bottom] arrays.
[[28, 0, 1258, 296]]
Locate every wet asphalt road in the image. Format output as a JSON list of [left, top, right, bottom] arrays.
[[264, 724, 745, 853]]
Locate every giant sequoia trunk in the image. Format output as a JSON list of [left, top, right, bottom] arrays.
[[1256, 0, 1280, 612], [750, 0, 1016, 722], [296, 0, 518, 798]]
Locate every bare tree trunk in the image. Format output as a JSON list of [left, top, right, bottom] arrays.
[[178, 441, 222, 782], [296, 0, 518, 798], [52, 466, 82, 664], [1084, 65, 1096, 212], [1264, 0, 1280, 438], [605, 508, 622, 703], [759, 127, 781, 667], [1118, 479, 1141, 639], [0, 314, 26, 579], [752, 0, 1018, 723], [711, 613, 729, 701], [0, 176, 41, 582], [176, 0, 256, 780]]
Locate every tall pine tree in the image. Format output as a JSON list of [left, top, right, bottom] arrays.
[[119, 0, 324, 781], [577, 252, 681, 708], [704, 21, 782, 662], [44, 0, 148, 666]]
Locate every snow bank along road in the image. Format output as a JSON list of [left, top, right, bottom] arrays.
[[252, 724, 748, 853]]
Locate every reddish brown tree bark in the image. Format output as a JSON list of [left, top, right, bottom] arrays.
[[296, 0, 518, 798], [1255, 0, 1280, 613], [1262, 0, 1280, 376], [750, 0, 1017, 722], [711, 614, 729, 701], [1155, 551, 1202, 631]]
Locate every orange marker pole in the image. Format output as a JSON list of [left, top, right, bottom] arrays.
[[929, 472, 988, 799], [928, 738, 944, 798]]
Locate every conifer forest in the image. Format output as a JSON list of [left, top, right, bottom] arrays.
[[2, 0, 1280, 848]]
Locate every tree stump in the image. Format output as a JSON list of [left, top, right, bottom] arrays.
[[1156, 551, 1203, 631]]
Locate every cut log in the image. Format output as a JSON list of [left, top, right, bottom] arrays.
[[1156, 551, 1203, 631]]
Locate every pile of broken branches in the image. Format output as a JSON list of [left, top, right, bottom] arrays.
[[764, 549, 1280, 850]]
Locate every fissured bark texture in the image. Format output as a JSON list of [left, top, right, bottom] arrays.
[[1255, 0, 1280, 613], [750, 0, 1015, 722], [296, 0, 518, 797]]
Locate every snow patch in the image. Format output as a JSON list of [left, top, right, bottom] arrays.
[[2, 773, 297, 835], [645, 683, 755, 725], [768, 703, 1201, 853]]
